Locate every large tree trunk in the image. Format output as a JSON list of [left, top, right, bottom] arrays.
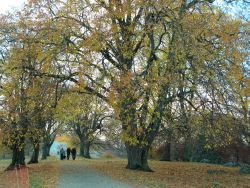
[[122, 110, 165, 172], [41, 143, 50, 160], [118, 67, 168, 171], [28, 144, 40, 164], [46, 146, 50, 157], [47, 142, 53, 156], [80, 139, 85, 157], [41, 135, 54, 160], [6, 146, 25, 170], [125, 144, 152, 172], [83, 141, 91, 158], [183, 134, 195, 161], [80, 139, 91, 158]]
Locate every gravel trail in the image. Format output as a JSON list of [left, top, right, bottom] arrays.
[[56, 161, 133, 188]]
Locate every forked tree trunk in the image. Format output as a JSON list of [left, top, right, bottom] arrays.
[[28, 144, 40, 164], [119, 77, 167, 172], [125, 144, 152, 172], [6, 146, 25, 170]]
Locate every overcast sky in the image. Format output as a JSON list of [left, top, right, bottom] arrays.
[[0, 0, 27, 13], [0, 0, 248, 19]]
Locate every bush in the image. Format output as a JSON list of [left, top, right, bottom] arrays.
[[149, 147, 158, 160], [102, 151, 116, 159], [240, 165, 250, 174], [223, 161, 241, 167]]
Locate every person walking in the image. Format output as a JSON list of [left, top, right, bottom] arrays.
[[71, 148, 76, 160], [66, 147, 71, 160]]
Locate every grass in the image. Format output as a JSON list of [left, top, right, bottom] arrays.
[[0, 157, 59, 188], [0, 159, 11, 187], [79, 159, 250, 188], [28, 157, 59, 188], [101, 151, 117, 159]]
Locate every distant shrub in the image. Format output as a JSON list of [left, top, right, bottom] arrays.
[[240, 165, 250, 174], [156, 144, 166, 160], [102, 152, 116, 159], [223, 161, 241, 167], [149, 147, 158, 160], [218, 143, 250, 164]]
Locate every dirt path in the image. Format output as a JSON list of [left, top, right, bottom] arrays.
[[56, 160, 133, 188]]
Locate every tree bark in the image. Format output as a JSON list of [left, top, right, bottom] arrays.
[[6, 146, 25, 170], [41, 135, 54, 160], [83, 141, 91, 158], [80, 139, 91, 158], [28, 144, 40, 164], [41, 143, 50, 160], [125, 144, 152, 172], [45, 141, 53, 157], [80, 139, 85, 157]]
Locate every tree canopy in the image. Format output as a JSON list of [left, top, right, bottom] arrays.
[[0, 0, 249, 171]]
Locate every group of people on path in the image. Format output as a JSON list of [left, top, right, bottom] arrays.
[[60, 147, 76, 160]]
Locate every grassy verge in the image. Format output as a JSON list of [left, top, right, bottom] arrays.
[[81, 159, 250, 188], [0, 157, 59, 188], [0, 159, 11, 187], [28, 157, 59, 188]]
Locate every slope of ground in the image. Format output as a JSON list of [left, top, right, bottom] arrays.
[[82, 159, 250, 188], [0, 157, 58, 188]]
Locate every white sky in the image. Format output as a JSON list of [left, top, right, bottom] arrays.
[[0, 0, 248, 19], [0, 0, 27, 13]]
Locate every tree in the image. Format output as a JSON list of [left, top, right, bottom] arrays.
[[56, 91, 110, 158], [1, 0, 248, 171], [40, 81, 66, 160], [1, 50, 33, 168], [48, 0, 248, 171], [0, 6, 66, 167], [18, 0, 247, 171], [27, 77, 63, 163]]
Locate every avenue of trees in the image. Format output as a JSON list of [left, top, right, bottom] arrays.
[[0, 0, 249, 171]]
